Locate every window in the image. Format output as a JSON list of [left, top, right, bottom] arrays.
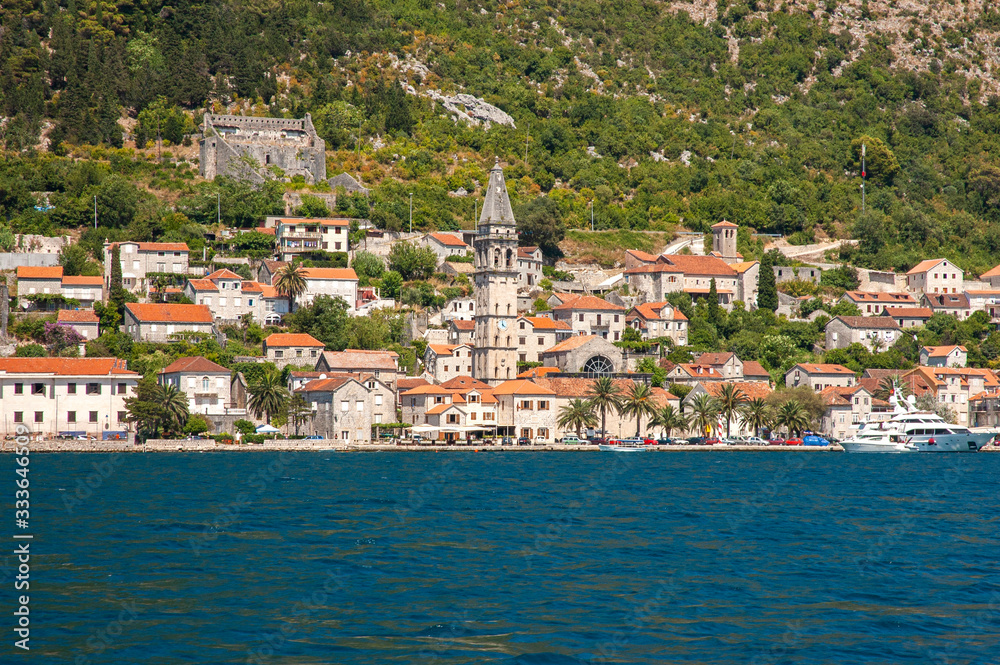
[[220, 298, 227, 307], [158, 251, 165, 257], [89, 411, 98, 423], [444, 365, 449, 372], [35, 412, 43, 423], [118, 411, 127, 423], [202, 377, 210, 391], [234, 297, 242, 308], [519, 337, 527, 345], [296, 349, 303, 358], [13, 412, 22, 423], [274, 350, 283, 358], [86, 383, 101, 395], [311, 349, 318, 357], [248, 298, 254, 306], [538, 337, 544, 345], [356, 401, 364, 412], [157, 262, 166, 272], [14, 383, 23, 395], [31, 383, 45, 395], [375, 394, 383, 406], [519, 321, 526, 330], [374, 414, 382, 424], [520, 400, 533, 410], [67, 411, 76, 423], [203, 297, 212, 306], [117, 383, 127, 395], [341, 401, 349, 412], [538, 400, 549, 410], [578, 314, 584, 322], [133, 260, 140, 270]]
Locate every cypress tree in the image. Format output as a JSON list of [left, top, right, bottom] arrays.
[[109, 243, 126, 315], [707, 278, 723, 326], [758, 253, 778, 312]]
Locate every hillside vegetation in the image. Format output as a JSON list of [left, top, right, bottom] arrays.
[[4, 1, 1000, 271]]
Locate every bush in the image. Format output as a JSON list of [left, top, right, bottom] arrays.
[[14, 343, 47, 357], [234, 419, 256, 435]]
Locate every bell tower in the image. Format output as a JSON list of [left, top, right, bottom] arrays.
[[472, 160, 519, 386]]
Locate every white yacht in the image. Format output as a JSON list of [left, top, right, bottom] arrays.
[[841, 395, 996, 453]]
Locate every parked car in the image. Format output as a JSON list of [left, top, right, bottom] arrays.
[[304, 435, 324, 440], [745, 436, 768, 445], [589, 437, 609, 445], [705, 437, 721, 445], [656, 438, 672, 445], [784, 437, 804, 446], [641, 438, 656, 446], [803, 435, 830, 446], [517, 437, 531, 446], [687, 436, 707, 445], [561, 436, 582, 445], [767, 437, 787, 446]]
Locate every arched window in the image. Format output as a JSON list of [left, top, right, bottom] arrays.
[[583, 356, 615, 376], [494, 367, 499, 378], [506, 304, 511, 314], [506, 248, 513, 267], [202, 377, 210, 391], [506, 367, 511, 378], [494, 249, 501, 267]]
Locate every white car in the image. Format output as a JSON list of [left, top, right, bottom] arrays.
[[745, 436, 768, 445]]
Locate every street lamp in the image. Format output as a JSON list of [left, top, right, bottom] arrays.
[[409, 192, 413, 234]]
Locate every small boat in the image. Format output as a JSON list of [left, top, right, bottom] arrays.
[[599, 442, 648, 452]]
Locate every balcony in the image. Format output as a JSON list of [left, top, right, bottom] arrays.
[[281, 231, 322, 241]]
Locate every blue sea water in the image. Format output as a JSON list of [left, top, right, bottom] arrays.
[[10, 451, 1000, 664]]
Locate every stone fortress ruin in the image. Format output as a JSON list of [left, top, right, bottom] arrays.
[[199, 113, 326, 184]]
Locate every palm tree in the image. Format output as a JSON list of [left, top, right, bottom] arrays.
[[619, 382, 658, 437], [775, 400, 809, 437], [586, 376, 622, 439], [158, 383, 190, 431], [274, 262, 308, 312], [248, 369, 290, 423], [648, 404, 689, 439], [715, 383, 747, 438], [687, 393, 720, 437], [740, 397, 772, 439], [557, 399, 598, 439]]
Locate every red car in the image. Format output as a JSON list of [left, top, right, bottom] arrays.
[[642, 438, 657, 446], [784, 437, 804, 446], [705, 437, 721, 445], [767, 437, 786, 446]]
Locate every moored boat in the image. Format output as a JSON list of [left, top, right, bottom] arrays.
[[841, 394, 995, 453]]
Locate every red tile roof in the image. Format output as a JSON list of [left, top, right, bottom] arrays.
[[906, 259, 949, 275], [924, 293, 970, 308], [629, 302, 688, 322], [887, 307, 933, 318], [922, 345, 967, 357], [0, 357, 136, 376], [451, 320, 475, 331], [516, 366, 561, 378], [400, 384, 452, 396], [844, 291, 917, 303], [319, 350, 398, 370], [832, 316, 900, 329], [660, 254, 737, 277], [160, 356, 230, 374], [265, 333, 324, 347], [440, 376, 492, 390], [187, 279, 218, 292], [206, 269, 244, 280], [255, 227, 276, 236], [696, 352, 736, 366], [428, 344, 462, 356], [57, 309, 99, 323], [300, 268, 358, 280], [742, 361, 770, 378], [791, 363, 856, 375], [541, 335, 601, 354], [17, 266, 62, 279], [429, 232, 468, 247], [125, 303, 213, 323], [551, 295, 625, 311], [699, 381, 773, 400], [711, 220, 738, 228], [625, 249, 660, 263], [521, 316, 572, 330], [398, 378, 431, 391], [61, 275, 103, 286], [491, 379, 557, 396], [296, 377, 353, 393]]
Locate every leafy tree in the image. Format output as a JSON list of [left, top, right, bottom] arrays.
[[648, 404, 689, 439], [667, 383, 692, 400], [248, 369, 290, 423], [353, 251, 385, 279], [515, 196, 565, 258], [183, 415, 210, 436], [707, 278, 723, 327], [586, 376, 623, 438], [59, 244, 100, 276], [557, 398, 598, 439], [233, 231, 277, 259], [619, 382, 658, 437], [14, 343, 46, 357], [287, 394, 312, 436], [715, 383, 747, 438], [43, 322, 84, 356], [234, 419, 257, 436], [275, 262, 308, 311], [388, 241, 437, 280], [381, 270, 403, 299], [851, 135, 900, 187], [294, 195, 332, 218], [285, 295, 350, 350], [758, 251, 778, 312]]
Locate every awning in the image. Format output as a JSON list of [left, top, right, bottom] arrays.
[[411, 424, 497, 433]]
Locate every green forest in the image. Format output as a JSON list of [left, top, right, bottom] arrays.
[[4, 1, 1000, 272]]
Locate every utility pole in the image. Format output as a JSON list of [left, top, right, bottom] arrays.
[[409, 192, 413, 234], [217, 191, 221, 226], [524, 123, 530, 167], [94, 195, 97, 229], [474, 199, 477, 224], [861, 143, 867, 214]]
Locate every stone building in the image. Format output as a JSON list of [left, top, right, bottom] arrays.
[[122, 303, 215, 342], [539, 335, 626, 375], [472, 161, 519, 385], [515, 316, 573, 364], [295, 377, 375, 442], [825, 316, 901, 352], [905, 258, 963, 295], [56, 309, 100, 341], [263, 333, 325, 369], [199, 114, 326, 184], [158, 356, 244, 417], [102, 242, 190, 296], [550, 294, 627, 341]]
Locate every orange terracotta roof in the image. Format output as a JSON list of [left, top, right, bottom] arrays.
[[125, 303, 213, 323], [542, 335, 601, 354], [906, 259, 950, 275], [400, 384, 452, 396], [17, 266, 62, 279], [791, 363, 856, 375], [255, 227, 276, 236], [429, 232, 468, 247], [0, 357, 136, 376], [625, 249, 660, 263], [187, 279, 218, 292], [531, 376, 641, 398], [696, 352, 736, 366], [742, 360, 770, 378], [428, 344, 467, 356], [660, 254, 737, 277], [924, 293, 970, 309], [240, 281, 264, 293], [517, 366, 561, 378], [832, 316, 900, 329], [623, 263, 684, 275], [844, 291, 917, 303], [398, 378, 431, 391], [521, 316, 572, 330], [711, 220, 738, 228], [674, 364, 723, 379], [517, 247, 540, 258], [277, 217, 349, 226], [160, 356, 230, 374], [265, 333, 324, 347], [425, 403, 456, 415], [550, 293, 583, 305], [629, 302, 688, 322], [300, 268, 358, 280], [887, 307, 933, 318], [57, 309, 99, 323], [451, 320, 475, 330], [728, 261, 758, 274], [440, 376, 491, 390], [61, 275, 103, 286], [491, 379, 557, 396], [980, 264, 1000, 279], [206, 269, 244, 280], [922, 345, 967, 357], [296, 377, 353, 393], [551, 295, 625, 311]]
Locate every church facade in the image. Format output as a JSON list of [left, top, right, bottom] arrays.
[[472, 161, 520, 385]]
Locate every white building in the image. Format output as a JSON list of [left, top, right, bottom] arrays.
[[0, 357, 139, 439], [158, 356, 241, 416], [300, 268, 359, 311], [626, 301, 688, 345], [549, 294, 627, 341], [517, 246, 544, 289], [275, 218, 351, 261], [425, 232, 471, 264], [425, 344, 474, 383], [102, 241, 190, 295], [906, 258, 963, 295], [184, 270, 290, 324], [264, 333, 325, 369], [16, 267, 104, 309], [515, 316, 574, 363]]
